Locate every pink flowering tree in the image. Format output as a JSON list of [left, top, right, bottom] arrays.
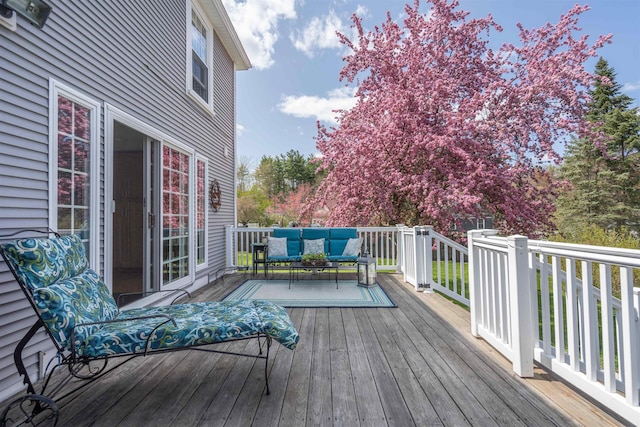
[[312, 0, 610, 237], [272, 183, 318, 226]]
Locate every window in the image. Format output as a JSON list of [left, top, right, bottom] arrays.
[[50, 81, 100, 267], [187, 2, 213, 111], [162, 145, 191, 284], [196, 157, 208, 267]]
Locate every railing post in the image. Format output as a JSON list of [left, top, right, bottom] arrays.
[[507, 235, 534, 377], [412, 226, 434, 292], [225, 225, 234, 268], [396, 224, 405, 275], [468, 230, 483, 337], [424, 226, 433, 291], [397, 224, 407, 276], [413, 227, 423, 291]]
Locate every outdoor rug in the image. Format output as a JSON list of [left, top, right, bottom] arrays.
[[222, 280, 397, 308]]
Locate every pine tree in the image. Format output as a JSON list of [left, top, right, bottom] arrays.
[[556, 58, 640, 236]]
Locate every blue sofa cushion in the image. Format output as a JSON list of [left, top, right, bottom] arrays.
[[328, 228, 358, 257], [327, 255, 359, 262], [268, 255, 301, 262]]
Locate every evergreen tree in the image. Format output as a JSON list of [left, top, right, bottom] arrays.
[[556, 58, 640, 236]]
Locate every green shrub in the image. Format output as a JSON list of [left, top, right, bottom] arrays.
[[550, 225, 640, 299], [552, 224, 640, 250]]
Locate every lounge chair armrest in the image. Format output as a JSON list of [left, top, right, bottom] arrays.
[[116, 289, 191, 307]]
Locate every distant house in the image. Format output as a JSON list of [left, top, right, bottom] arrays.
[[0, 0, 250, 400]]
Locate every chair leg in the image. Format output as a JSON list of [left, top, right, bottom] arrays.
[[264, 336, 272, 395], [14, 320, 45, 396], [0, 394, 59, 427]]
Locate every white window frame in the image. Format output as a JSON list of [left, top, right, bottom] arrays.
[[195, 155, 209, 270], [48, 80, 101, 269], [186, 0, 215, 114]]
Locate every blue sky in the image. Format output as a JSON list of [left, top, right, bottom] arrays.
[[221, 0, 640, 167]]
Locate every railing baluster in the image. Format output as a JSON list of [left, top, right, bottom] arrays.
[[600, 263, 616, 392], [540, 254, 552, 356], [500, 252, 509, 343], [620, 266, 639, 405], [566, 258, 579, 371], [581, 260, 598, 381], [552, 255, 565, 363], [528, 253, 540, 345]]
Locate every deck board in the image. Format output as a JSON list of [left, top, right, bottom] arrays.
[[2, 273, 627, 426], [307, 308, 332, 425], [329, 310, 359, 426], [341, 307, 387, 426], [354, 307, 416, 426]]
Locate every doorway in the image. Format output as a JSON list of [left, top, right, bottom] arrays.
[[112, 122, 158, 302]]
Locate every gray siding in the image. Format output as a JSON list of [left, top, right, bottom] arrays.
[[0, 0, 241, 399]]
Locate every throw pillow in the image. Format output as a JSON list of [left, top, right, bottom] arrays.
[[342, 238, 362, 256], [303, 238, 325, 255], [267, 236, 288, 257]]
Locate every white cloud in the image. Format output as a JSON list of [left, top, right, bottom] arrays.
[[222, 0, 297, 70], [278, 86, 358, 123], [236, 123, 246, 136], [290, 9, 346, 57], [622, 81, 640, 92], [354, 5, 369, 18]]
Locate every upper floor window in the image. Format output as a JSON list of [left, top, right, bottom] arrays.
[[187, 2, 213, 112]]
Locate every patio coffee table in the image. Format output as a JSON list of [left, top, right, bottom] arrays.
[[289, 261, 339, 289]]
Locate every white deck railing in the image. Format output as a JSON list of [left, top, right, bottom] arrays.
[[468, 230, 640, 425], [224, 226, 401, 271], [397, 226, 469, 306]]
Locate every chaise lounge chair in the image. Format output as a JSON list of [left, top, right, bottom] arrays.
[[0, 230, 299, 425]]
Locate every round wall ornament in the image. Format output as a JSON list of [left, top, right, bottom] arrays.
[[209, 179, 221, 211]]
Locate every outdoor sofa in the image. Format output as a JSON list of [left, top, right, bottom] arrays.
[[266, 227, 362, 274], [0, 231, 299, 424]]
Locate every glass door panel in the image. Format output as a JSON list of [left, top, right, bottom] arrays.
[[162, 145, 190, 284]]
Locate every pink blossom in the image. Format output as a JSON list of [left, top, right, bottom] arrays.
[[312, 0, 610, 238]]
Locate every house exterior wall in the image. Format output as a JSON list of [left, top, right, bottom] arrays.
[[0, 0, 248, 400]]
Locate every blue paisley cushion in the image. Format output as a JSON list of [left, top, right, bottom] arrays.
[[74, 299, 299, 357], [1, 234, 89, 292], [33, 269, 119, 348]]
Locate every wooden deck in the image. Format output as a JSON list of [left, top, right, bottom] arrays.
[[5, 273, 627, 426]]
